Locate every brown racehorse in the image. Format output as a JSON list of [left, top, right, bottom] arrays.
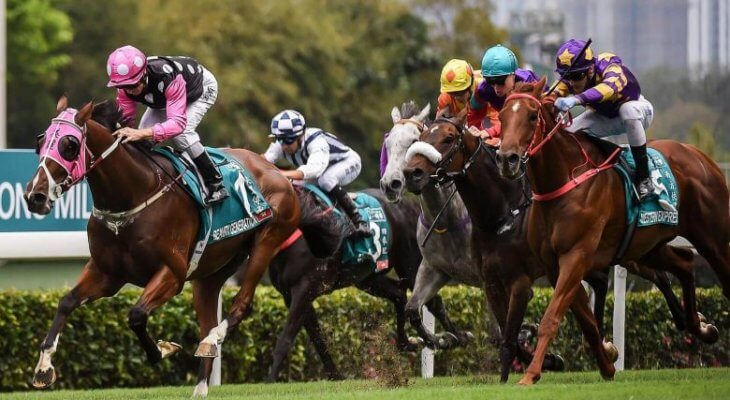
[[403, 107, 613, 382], [495, 77, 730, 385], [24, 98, 340, 396]]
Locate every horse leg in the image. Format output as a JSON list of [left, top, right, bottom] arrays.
[[405, 262, 452, 349], [583, 271, 609, 338], [32, 262, 123, 389], [520, 250, 595, 385], [356, 274, 414, 352], [691, 239, 730, 299], [569, 286, 617, 378], [196, 235, 281, 357], [302, 303, 343, 380], [128, 265, 185, 364], [268, 281, 317, 382], [191, 264, 235, 398], [630, 262, 685, 331], [500, 274, 531, 383], [643, 245, 719, 343]]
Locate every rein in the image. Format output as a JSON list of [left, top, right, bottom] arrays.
[[502, 93, 622, 202]]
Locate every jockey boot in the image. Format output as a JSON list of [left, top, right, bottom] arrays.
[[193, 151, 229, 206], [329, 185, 373, 238], [631, 144, 655, 201]]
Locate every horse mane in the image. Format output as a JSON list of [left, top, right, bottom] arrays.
[[91, 100, 155, 151], [513, 81, 540, 95], [399, 100, 422, 119]]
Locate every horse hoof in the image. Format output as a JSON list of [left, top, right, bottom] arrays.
[[157, 340, 182, 359], [700, 322, 720, 344], [462, 331, 475, 343], [32, 366, 57, 389], [551, 355, 565, 371], [437, 332, 458, 349], [518, 373, 540, 385], [408, 336, 423, 346], [195, 342, 219, 358], [604, 341, 619, 363], [697, 312, 707, 324]]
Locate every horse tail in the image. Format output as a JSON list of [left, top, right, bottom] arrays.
[[297, 189, 345, 258]]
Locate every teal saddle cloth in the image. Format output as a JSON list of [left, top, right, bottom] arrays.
[[303, 184, 391, 272], [154, 147, 273, 247], [614, 147, 679, 227]]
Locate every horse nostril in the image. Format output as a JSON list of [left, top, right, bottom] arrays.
[[29, 193, 48, 206], [507, 153, 520, 165], [390, 179, 402, 190]]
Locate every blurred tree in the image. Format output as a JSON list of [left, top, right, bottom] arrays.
[[687, 122, 718, 159], [7, 0, 72, 147]]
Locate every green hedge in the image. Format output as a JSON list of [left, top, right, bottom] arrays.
[[0, 286, 727, 391]]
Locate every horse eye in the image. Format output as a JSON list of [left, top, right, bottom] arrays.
[[443, 136, 455, 144], [529, 113, 538, 122], [59, 136, 81, 162]]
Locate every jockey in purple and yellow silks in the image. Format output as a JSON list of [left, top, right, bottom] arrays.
[[551, 39, 656, 200], [468, 45, 539, 140]]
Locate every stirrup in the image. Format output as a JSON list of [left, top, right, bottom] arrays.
[[204, 187, 229, 206]]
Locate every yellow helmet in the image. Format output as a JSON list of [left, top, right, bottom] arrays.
[[440, 59, 475, 93]]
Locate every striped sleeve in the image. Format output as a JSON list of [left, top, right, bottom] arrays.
[[577, 64, 628, 104]]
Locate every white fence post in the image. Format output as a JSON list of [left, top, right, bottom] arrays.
[[421, 306, 435, 378], [210, 290, 223, 385], [612, 265, 627, 371]]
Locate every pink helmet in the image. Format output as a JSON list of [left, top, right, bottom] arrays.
[[106, 45, 147, 87]]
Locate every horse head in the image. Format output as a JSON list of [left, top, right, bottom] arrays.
[[403, 106, 468, 194], [24, 96, 94, 214], [379, 101, 431, 202], [495, 76, 550, 180]]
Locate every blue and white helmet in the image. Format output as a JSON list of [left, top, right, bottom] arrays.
[[270, 109, 306, 139]]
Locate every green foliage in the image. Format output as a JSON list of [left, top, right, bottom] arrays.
[[6, 0, 73, 148], [0, 286, 726, 391]]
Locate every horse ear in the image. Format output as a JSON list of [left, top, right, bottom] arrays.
[[56, 96, 68, 114], [534, 76, 548, 97], [391, 106, 401, 124], [415, 103, 431, 123], [75, 101, 94, 125], [435, 107, 446, 121]]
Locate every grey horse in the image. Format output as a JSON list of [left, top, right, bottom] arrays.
[[380, 101, 485, 349]]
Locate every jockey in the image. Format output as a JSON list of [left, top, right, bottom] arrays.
[[106, 45, 229, 206], [551, 39, 655, 200], [468, 45, 539, 139], [263, 110, 372, 238], [437, 59, 481, 116]]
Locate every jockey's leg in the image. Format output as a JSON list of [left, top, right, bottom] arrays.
[[319, 152, 371, 237], [621, 97, 656, 201], [187, 142, 229, 205]]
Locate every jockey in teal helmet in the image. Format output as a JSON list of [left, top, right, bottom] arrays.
[[468, 45, 539, 139], [551, 39, 658, 203]]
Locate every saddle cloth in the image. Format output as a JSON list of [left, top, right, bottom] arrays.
[[303, 184, 391, 272], [154, 147, 273, 274]]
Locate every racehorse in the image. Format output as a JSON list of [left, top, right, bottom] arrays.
[[402, 106, 587, 382], [381, 101, 487, 349], [266, 188, 423, 381], [495, 77, 730, 384], [24, 98, 340, 396]]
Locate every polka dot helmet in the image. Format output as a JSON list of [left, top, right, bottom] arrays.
[[106, 45, 147, 87]]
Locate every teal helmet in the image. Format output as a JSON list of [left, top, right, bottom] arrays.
[[481, 45, 518, 77]]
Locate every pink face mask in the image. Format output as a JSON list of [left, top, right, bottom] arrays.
[[36, 108, 88, 200]]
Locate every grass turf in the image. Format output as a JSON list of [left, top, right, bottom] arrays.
[[2, 368, 728, 400]]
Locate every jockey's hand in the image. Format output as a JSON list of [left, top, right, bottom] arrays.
[[467, 125, 489, 139], [281, 169, 305, 181], [554, 96, 580, 112], [114, 127, 153, 143], [484, 137, 501, 147]]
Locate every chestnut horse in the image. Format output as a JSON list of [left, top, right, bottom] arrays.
[[495, 78, 730, 384], [403, 108, 601, 382], [24, 98, 340, 396]]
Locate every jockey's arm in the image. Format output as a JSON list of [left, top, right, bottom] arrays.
[[576, 64, 626, 105], [298, 136, 330, 180], [116, 90, 138, 126], [467, 93, 488, 128], [151, 75, 188, 142], [263, 141, 283, 164]]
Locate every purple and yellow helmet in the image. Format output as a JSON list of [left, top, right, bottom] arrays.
[[555, 39, 594, 74]]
